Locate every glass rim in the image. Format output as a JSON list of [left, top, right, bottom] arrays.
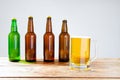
[[70, 36, 91, 39]]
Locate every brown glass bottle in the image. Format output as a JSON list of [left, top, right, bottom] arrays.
[[25, 16, 36, 62], [43, 16, 54, 62], [59, 20, 70, 62]]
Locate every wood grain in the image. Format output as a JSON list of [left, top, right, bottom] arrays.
[[0, 58, 120, 80]]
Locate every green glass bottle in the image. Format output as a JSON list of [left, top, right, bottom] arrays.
[[8, 18, 20, 62]]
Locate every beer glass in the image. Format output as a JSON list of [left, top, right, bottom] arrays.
[[70, 36, 97, 70]]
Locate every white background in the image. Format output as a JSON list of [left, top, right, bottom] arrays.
[[0, 0, 120, 59]]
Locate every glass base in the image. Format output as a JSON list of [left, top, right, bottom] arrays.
[[70, 63, 91, 71]]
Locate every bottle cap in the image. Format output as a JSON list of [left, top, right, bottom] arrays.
[[47, 16, 51, 19], [12, 18, 17, 21], [29, 16, 33, 19], [63, 20, 67, 23]]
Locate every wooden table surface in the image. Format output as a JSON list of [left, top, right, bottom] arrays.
[[0, 58, 120, 80]]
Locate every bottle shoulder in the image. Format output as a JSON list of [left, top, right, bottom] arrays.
[[25, 32, 36, 38], [25, 32, 36, 36], [8, 32, 20, 37], [44, 32, 54, 36], [44, 32, 54, 38], [59, 32, 70, 37]]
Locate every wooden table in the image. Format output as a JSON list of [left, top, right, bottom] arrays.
[[0, 58, 120, 80]]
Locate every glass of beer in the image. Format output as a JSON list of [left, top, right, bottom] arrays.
[[70, 36, 97, 70]]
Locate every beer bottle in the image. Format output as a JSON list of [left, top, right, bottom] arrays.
[[43, 16, 55, 62], [25, 16, 36, 62], [8, 18, 20, 62], [59, 20, 70, 62]]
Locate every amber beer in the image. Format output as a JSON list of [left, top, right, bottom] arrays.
[[59, 20, 70, 62], [43, 16, 54, 62], [25, 16, 36, 62], [70, 37, 90, 69]]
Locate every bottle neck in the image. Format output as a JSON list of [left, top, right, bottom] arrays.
[[11, 19, 17, 32], [61, 20, 68, 33], [27, 17, 34, 32], [46, 17, 52, 32]]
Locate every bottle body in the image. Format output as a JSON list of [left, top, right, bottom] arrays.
[[25, 16, 36, 62], [59, 33, 70, 62], [44, 33, 54, 62], [59, 20, 70, 62], [8, 19, 20, 62], [44, 16, 54, 62], [25, 33, 36, 62]]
